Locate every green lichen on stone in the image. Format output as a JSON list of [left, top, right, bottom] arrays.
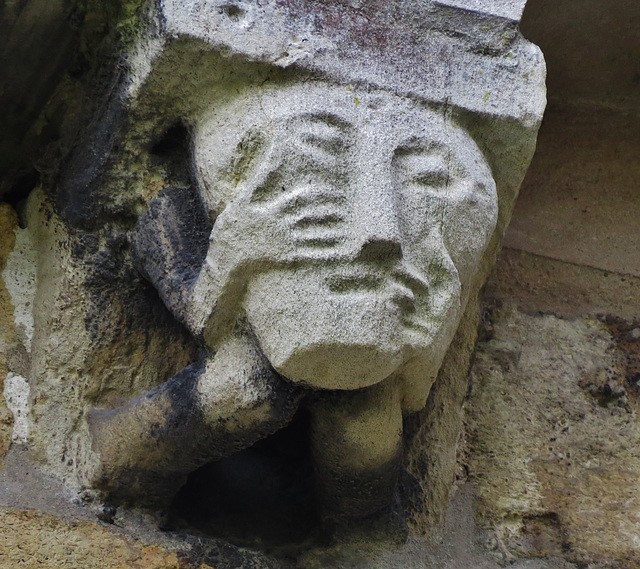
[[86, 0, 148, 47]]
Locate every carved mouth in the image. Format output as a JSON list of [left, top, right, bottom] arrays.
[[325, 266, 426, 314], [390, 266, 430, 300], [325, 273, 385, 293]]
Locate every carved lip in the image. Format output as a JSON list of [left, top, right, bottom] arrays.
[[325, 265, 428, 312]]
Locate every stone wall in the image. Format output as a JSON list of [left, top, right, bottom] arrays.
[[8, 0, 638, 567], [464, 3, 640, 565]]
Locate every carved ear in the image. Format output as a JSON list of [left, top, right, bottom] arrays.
[[130, 185, 211, 319]]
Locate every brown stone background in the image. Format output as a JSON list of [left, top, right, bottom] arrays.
[[1, 1, 639, 568], [464, 1, 640, 566]]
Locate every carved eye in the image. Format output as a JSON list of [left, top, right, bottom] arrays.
[[409, 169, 449, 189], [394, 142, 458, 194]]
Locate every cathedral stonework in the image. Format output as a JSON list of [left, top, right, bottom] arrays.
[[0, 0, 546, 565]]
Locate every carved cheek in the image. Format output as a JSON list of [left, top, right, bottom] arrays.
[[396, 191, 448, 258], [440, 181, 499, 284]]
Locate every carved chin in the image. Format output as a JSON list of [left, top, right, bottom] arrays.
[[267, 341, 407, 390], [243, 271, 437, 390]]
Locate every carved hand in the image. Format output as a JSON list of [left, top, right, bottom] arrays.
[[186, 185, 301, 341], [130, 186, 211, 327]]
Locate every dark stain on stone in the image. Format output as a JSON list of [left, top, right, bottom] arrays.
[[129, 184, 212, 327], [170, 410, 318, 554], [599, 315, 640, 397], [57, 93, 129, 229], [520, 512, 569, 558], [175, 534, 291, 569], [580, 315, 640, 411], [477, 295, 502, 342]]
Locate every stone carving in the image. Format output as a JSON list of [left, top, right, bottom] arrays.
[[88, 82, 498, 538], [4, 0, 545, 554]]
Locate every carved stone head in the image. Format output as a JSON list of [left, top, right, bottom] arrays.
[[192, 83, 497, 407]]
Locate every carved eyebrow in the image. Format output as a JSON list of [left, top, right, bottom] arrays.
[[394, 140, 469, 181], [394, 138, 449, 157], [305, 112, 352, 134], [295, 113, 352, 155]]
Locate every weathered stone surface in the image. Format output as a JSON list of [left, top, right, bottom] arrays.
[[467, 123, 640, 563], [0, 0, 153, 199], [435, 0, 528, 21], [191, 83, 498, 394], [465, 102, 640, 569], [0, 506, 292, 569], [467, 294, 640, 567], [0, 446, 575, 569], [1, 202, 37, 449], [461, 7, 640, 560], [157, 0, 544, 124], [86, 77, 508, 540], [2, 0, 546, 560], [19, 188, 198, 488], [0, 203, 19, 464], [0, 508, 180, 569], [0, 0, 81, 197], [404, 287, 484, 533], [42, 0, 544, 547]]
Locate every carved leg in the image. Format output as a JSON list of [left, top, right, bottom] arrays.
[[308, 377, 407, 544], [87, 331, 302, 510]]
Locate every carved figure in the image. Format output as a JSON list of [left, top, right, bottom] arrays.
[[88, 83, 498, 539]]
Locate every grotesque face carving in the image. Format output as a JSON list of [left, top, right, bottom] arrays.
[[194, 83, 498, 396]]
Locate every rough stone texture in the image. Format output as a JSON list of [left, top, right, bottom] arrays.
[[0, 509, 181, 569], [22, 188, 199, 486], [154, 0, 546, 123], [466, 125, 640, 567], [85, 76, 513, 540], [191, 84, 498, 395], [0, 447, 576, 569], [1, 202, 38, 448], [464, 2, 640, 560], [467, 297, 640, 566], [0, 0, 546, 563], [0, 505, 293, 569], [481, 249, 640, 321], [435, 0, 528, 21], [27, 0, 543, 542], [404, 288, 483, 533], [0, 203, 18, 465]]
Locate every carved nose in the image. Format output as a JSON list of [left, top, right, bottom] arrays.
[[356, 238, 403, 262], [354, 173, 403, 262]]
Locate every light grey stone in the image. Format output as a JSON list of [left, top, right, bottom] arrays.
[[435, 0, 528, 21], [2, 225, 36, 352], [154, 0, 545, 126], [190, 83, 498, 399], [2, 373, 30, 443], [13, 0, 546, 551]]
